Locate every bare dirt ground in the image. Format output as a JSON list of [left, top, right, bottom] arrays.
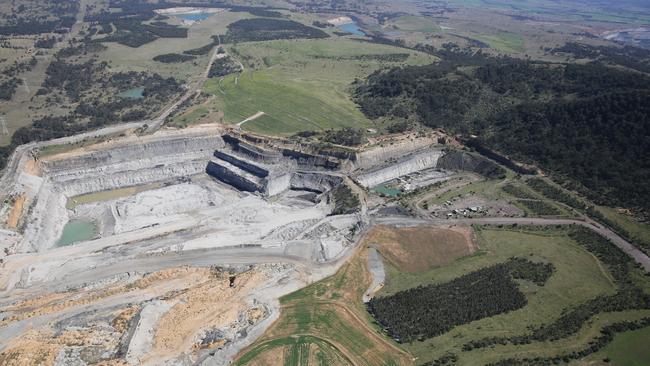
[[365, 225, 476, 272], [0, 266, 276, 366], [143, 270, 268, 364], [5, 194, 25, 229]]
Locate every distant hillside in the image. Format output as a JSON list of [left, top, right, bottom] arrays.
[[354, 49, 650, 214]]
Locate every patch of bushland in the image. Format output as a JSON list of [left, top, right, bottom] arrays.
[[368, 258, 554, 342]]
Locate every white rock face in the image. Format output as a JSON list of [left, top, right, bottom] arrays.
[[113, 183, 225, 233], [265, 173, 292, 197], [41, 132, 224, 197], [356, 149, 444, 188], [355, 136, 438, 170], [59, 159, 210, 197], [19, 182, 68, 252], [126, 300, 173, 365], [43, 134, 223, 173]]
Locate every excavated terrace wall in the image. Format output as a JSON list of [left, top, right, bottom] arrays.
[[281, 149, 340, 170], [356, 149, 444, 188], [437, 150, 506, 179], [265, 173, 292, 197], [42, 133, 225, 197], [214, 151, 269, 178], [43, 135, 223, 174], [222, 134, 281, 163], [290, 172, 343, 193], [355, 136, 438, 170], [206, 161, 263, 193]]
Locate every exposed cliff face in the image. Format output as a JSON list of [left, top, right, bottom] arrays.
[[436, 150, 506, 179], [222, 134, 282, 163], [356, 149, 444, 188], [214, 151, 269, 178], [282, 149, 340, 170], [43, 135, 224, 174], [19, 182, 68, 252], [290, 173, 343, 194], [59, 159, 210, 197], [207, 160, 264, 193], [41, 133, 226, 197], [266, 173, 292, 197], [355, 136, 439, 170]]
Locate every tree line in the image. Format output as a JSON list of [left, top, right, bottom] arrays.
[[354, 49, 650, 214], [463, 227, 650, 352], [218, 18, 329, 43]]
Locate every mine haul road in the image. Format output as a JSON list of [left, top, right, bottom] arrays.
[[375, 216, 650, 272], [0, 243, 355, 351]]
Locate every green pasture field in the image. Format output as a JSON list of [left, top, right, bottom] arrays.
[[472, 32, 525, 53], [203, 37, 436, 135], [390, 15, 440, 33], [379, 226, 650, 365], [588, 325, 650, 366]]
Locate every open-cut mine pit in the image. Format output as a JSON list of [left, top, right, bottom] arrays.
[[0, 126, 527, 365]]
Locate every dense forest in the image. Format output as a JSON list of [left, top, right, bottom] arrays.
[[0, 78, 19, 101], [207, 55, 241, 77], [0, 0, 78, 35], [354, 51, 650, 213], [367, 258, 554, 342], [96, 18, 188, 48], [219, 18, 329, 43], [551, 42, 650, 74], [153, 53, 196, 63]]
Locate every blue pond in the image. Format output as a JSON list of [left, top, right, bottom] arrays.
[[175, 12, 213, 22], [118, 87, 144, 99], [339, 22, 365, 36]]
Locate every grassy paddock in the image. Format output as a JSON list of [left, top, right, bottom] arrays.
[[472, 32, 525, 53], [390, 15, 441, 33], [588, 325, 650, 366], [378, 226, 648, 365], [203, 38, 436, 135]]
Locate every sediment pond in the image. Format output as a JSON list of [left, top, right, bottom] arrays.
[[57, 220, 98, 246]]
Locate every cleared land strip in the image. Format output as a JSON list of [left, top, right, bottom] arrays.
[[374, 216, 650, 272], [237, 111, 266, 127]]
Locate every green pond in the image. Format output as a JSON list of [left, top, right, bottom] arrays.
[[118, 87, 144, 99], [57, 220, 98, 246], [373, 185, 402, 197]]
